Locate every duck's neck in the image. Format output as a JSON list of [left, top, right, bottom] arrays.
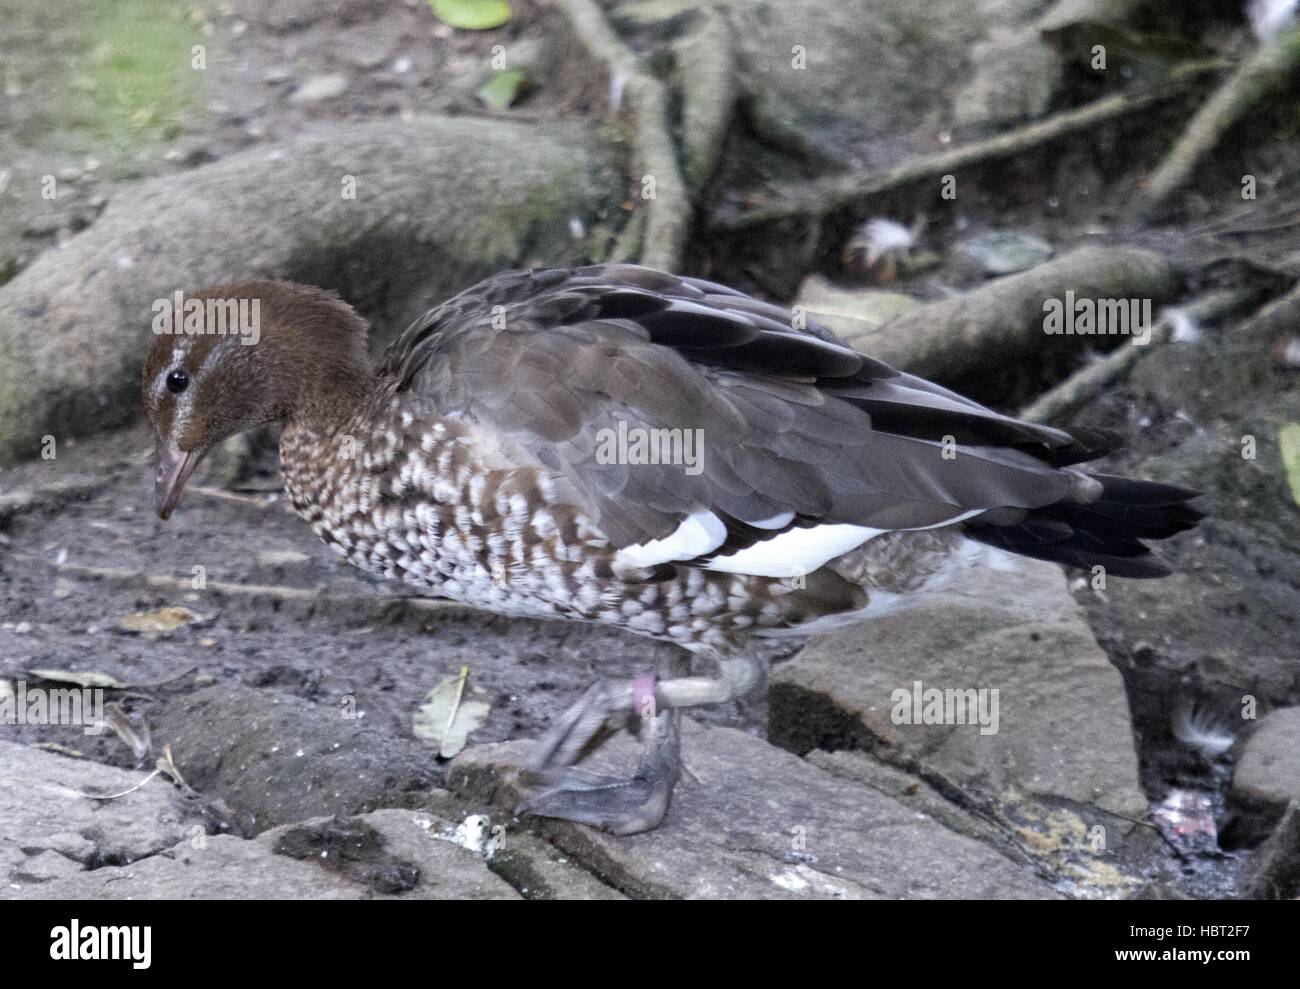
[[250, 281, 377, 434], [284, 349, 377, 435]]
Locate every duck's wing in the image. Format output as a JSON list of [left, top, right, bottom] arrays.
[[378, 263, 1109, 576]]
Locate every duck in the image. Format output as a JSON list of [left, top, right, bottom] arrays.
[[142, 263, 1202, 834]]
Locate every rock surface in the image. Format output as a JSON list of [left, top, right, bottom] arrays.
[[1067, 295, 1300, 798], [1241, 800, 1300, 900], [768, 558, 1148, 825], [289, 73, 350, 104], [10, 809, 520, 900], [448, 720, 1058, 899], [718, 0, 1060, 167], [1231, 708, 1300, 820], [0, 740, 205, 886]]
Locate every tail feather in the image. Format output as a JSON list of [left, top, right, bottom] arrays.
[[965, 474, 1203, 578]]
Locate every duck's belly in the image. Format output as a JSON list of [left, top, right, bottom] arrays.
[[277, 420, 769, 645], [282, 492, 596, 623], [280, 483, 814, 650]]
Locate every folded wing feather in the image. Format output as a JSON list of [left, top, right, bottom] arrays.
[[381, 263, 1091, 577]]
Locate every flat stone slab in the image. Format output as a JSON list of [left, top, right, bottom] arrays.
[[482, 828, 627, 900], [11, 809, 519, 900], [0, 740, 205, 886], [448, 721, 1057, 899], [1232, 708, 1300, 822], [769, 558, 1147, 824], [1242, 800, 1300, 900]]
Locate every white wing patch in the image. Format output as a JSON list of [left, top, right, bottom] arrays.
[[705, 523, 884, 578], [706, 507, 986, 578], [616, 507, 988, 578], [616, 510, 727, 568]]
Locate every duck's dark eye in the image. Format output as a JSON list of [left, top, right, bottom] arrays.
[[166, 369, 189, 394]]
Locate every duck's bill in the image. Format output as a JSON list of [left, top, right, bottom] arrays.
[[154, 434, 203, 520]]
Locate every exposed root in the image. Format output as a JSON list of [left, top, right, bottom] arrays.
[[837, 245, 1179, 380], [711, 76, 1214, 231], [552, 0, 690, 270], [1020, 287, 1257, 423], [673, 5, 737, 196], [1142, 27, 1300, 213]]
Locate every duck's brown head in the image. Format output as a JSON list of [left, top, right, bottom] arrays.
[[142, 280, 370, 519]]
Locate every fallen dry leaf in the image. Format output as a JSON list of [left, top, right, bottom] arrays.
[[413, 666, 491, 758], [118, 606, 203, 638]]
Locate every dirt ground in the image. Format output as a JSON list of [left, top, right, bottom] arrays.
[[0, 420, 776, 768]]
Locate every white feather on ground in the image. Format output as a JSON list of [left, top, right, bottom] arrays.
[[851, 217, 919, 265], [1164, 307, 1202, 343], [1172, 702, 1236, 758]]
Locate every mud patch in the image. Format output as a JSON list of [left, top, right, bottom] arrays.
[[273, 815, 419, 895]]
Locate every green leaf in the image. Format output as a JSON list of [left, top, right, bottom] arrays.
[[1280, 423, 1300, 506], [429, 0, 512, 31], [476, 69, 526, 111], [413, 666, 491, 758]]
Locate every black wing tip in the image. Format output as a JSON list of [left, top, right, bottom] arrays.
[[1039, 425, 1125, 466], [1089, 473, 1204, 506], [966, 471, 1204, 578]]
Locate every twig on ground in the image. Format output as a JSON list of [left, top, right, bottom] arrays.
[[69, 744, 198, 801], [1142, 27, 1300, 213], [68, 767, 163, 801], [711, 74, 1216, 231], [551, 0, 690, 270], [1188, 198, 1300, 236]]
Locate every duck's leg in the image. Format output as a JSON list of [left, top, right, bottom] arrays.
[[517, 650, 763, 835]]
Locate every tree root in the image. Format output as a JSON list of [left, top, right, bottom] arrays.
[[1142, 27, 1300, 214], [710, 75, 1214, 231], [0, 116, 613, 465], [1020, 287, 1257, 423], [551, 0, 690, 270], [1037, 0, 1146, 34], [673, 5, 737, 197], [1234, 278, 1300, 344], [840, 245, 1180, 380]]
